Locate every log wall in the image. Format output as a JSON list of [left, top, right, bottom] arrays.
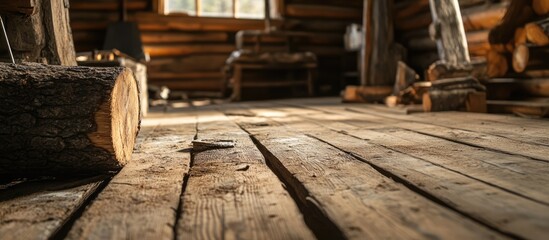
[[69, 0, 362, 95]]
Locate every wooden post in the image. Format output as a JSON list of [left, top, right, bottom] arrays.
[[361, 0, 403, 86], [2, 0, 76, 65], [349, 0, 403, 103], [429, 0, 470, 67], [0, 63, 140, 177]]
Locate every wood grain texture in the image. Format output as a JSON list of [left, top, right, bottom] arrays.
[[341, 106, 549, 162], [245, 101, 549, 239], [66, 122, 195, 240], [0, 177, 105, 240], [254, 102, 549, 201], [229, 108, 503, 240], [177, 111, 314, 240], [273, 99, 549, 189]]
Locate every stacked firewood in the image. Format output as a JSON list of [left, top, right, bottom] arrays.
[[395, 0, 510, 76], [487, 0, 549, 77], [375, 0, 508, 110]]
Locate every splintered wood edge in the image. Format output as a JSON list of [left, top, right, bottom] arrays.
[[88, 69, 140, 167]]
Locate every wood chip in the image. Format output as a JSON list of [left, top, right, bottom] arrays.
[[192, 139, 235, 152]]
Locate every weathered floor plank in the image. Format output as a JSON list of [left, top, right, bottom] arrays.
[[264, 105, 549, 204], [274, 99, 549, 162], [248, 105, 549, 239], [0, 176, 105, 240], [176, 111, 315, 240], [228, 110, 504, 240], [66, 119, 196, 240], [277, 97, 549, 145], [346, 110, 549, 160], [348, 107, 549, 150]]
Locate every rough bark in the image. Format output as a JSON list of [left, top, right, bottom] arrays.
[[423, 77, 486, 112], [0, 63, 140, 177], [2, 0, 76, 65]]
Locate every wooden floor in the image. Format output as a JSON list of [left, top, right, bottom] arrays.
[[1, 97, 549, 240]]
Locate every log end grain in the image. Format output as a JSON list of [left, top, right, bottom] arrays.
[[525, 22, 549, 46], [88, 68, 140, 167], [513, 44, 530, 73], [487, 50, 509, 77], [533, 0, 549, 15]]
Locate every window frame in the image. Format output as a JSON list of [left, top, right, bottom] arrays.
[[156, 0, 272, 19]]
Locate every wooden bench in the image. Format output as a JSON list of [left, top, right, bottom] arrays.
[[225, 30, 318, 101]]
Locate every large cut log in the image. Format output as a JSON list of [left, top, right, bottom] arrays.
[[423, 77, 486, 112], [0, 63, 140, 177]]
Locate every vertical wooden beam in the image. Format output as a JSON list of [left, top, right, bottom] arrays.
[[362, 0, 403, 86], [264, 0, 272, 31], [195, 0, 201, 16], [153, 0, 166, 14], [361, 0, 373, 86], [429, 0, 470, 68], [233, 0, 238, 18], [3, 0, 76, 65]]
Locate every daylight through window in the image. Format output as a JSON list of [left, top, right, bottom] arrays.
[[165, 0, 265, 19]]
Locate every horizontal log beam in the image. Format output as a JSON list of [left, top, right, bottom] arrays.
[[285, 4, 362, 20], [0, 0, 34, 14]]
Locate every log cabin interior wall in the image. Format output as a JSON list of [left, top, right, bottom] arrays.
[[69, 0, 363, 96]]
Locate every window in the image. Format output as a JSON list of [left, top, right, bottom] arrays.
[[165, 0, 265, 19]]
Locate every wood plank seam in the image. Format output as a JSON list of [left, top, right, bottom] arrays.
[[347, 128, 549, 206], [237, 107, 517, 237], [345, 106, 549, 148], [224, 108, 350, 239], [239, 101, 549, 238], [176, 112, 315, 239], [227, 109, 504, 239], [294, 105, 549, 163], [306, 132, 522, 239], [245, 131, 347, 240], [50, 176, 112, 239], [272, 102, 549, 205]]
